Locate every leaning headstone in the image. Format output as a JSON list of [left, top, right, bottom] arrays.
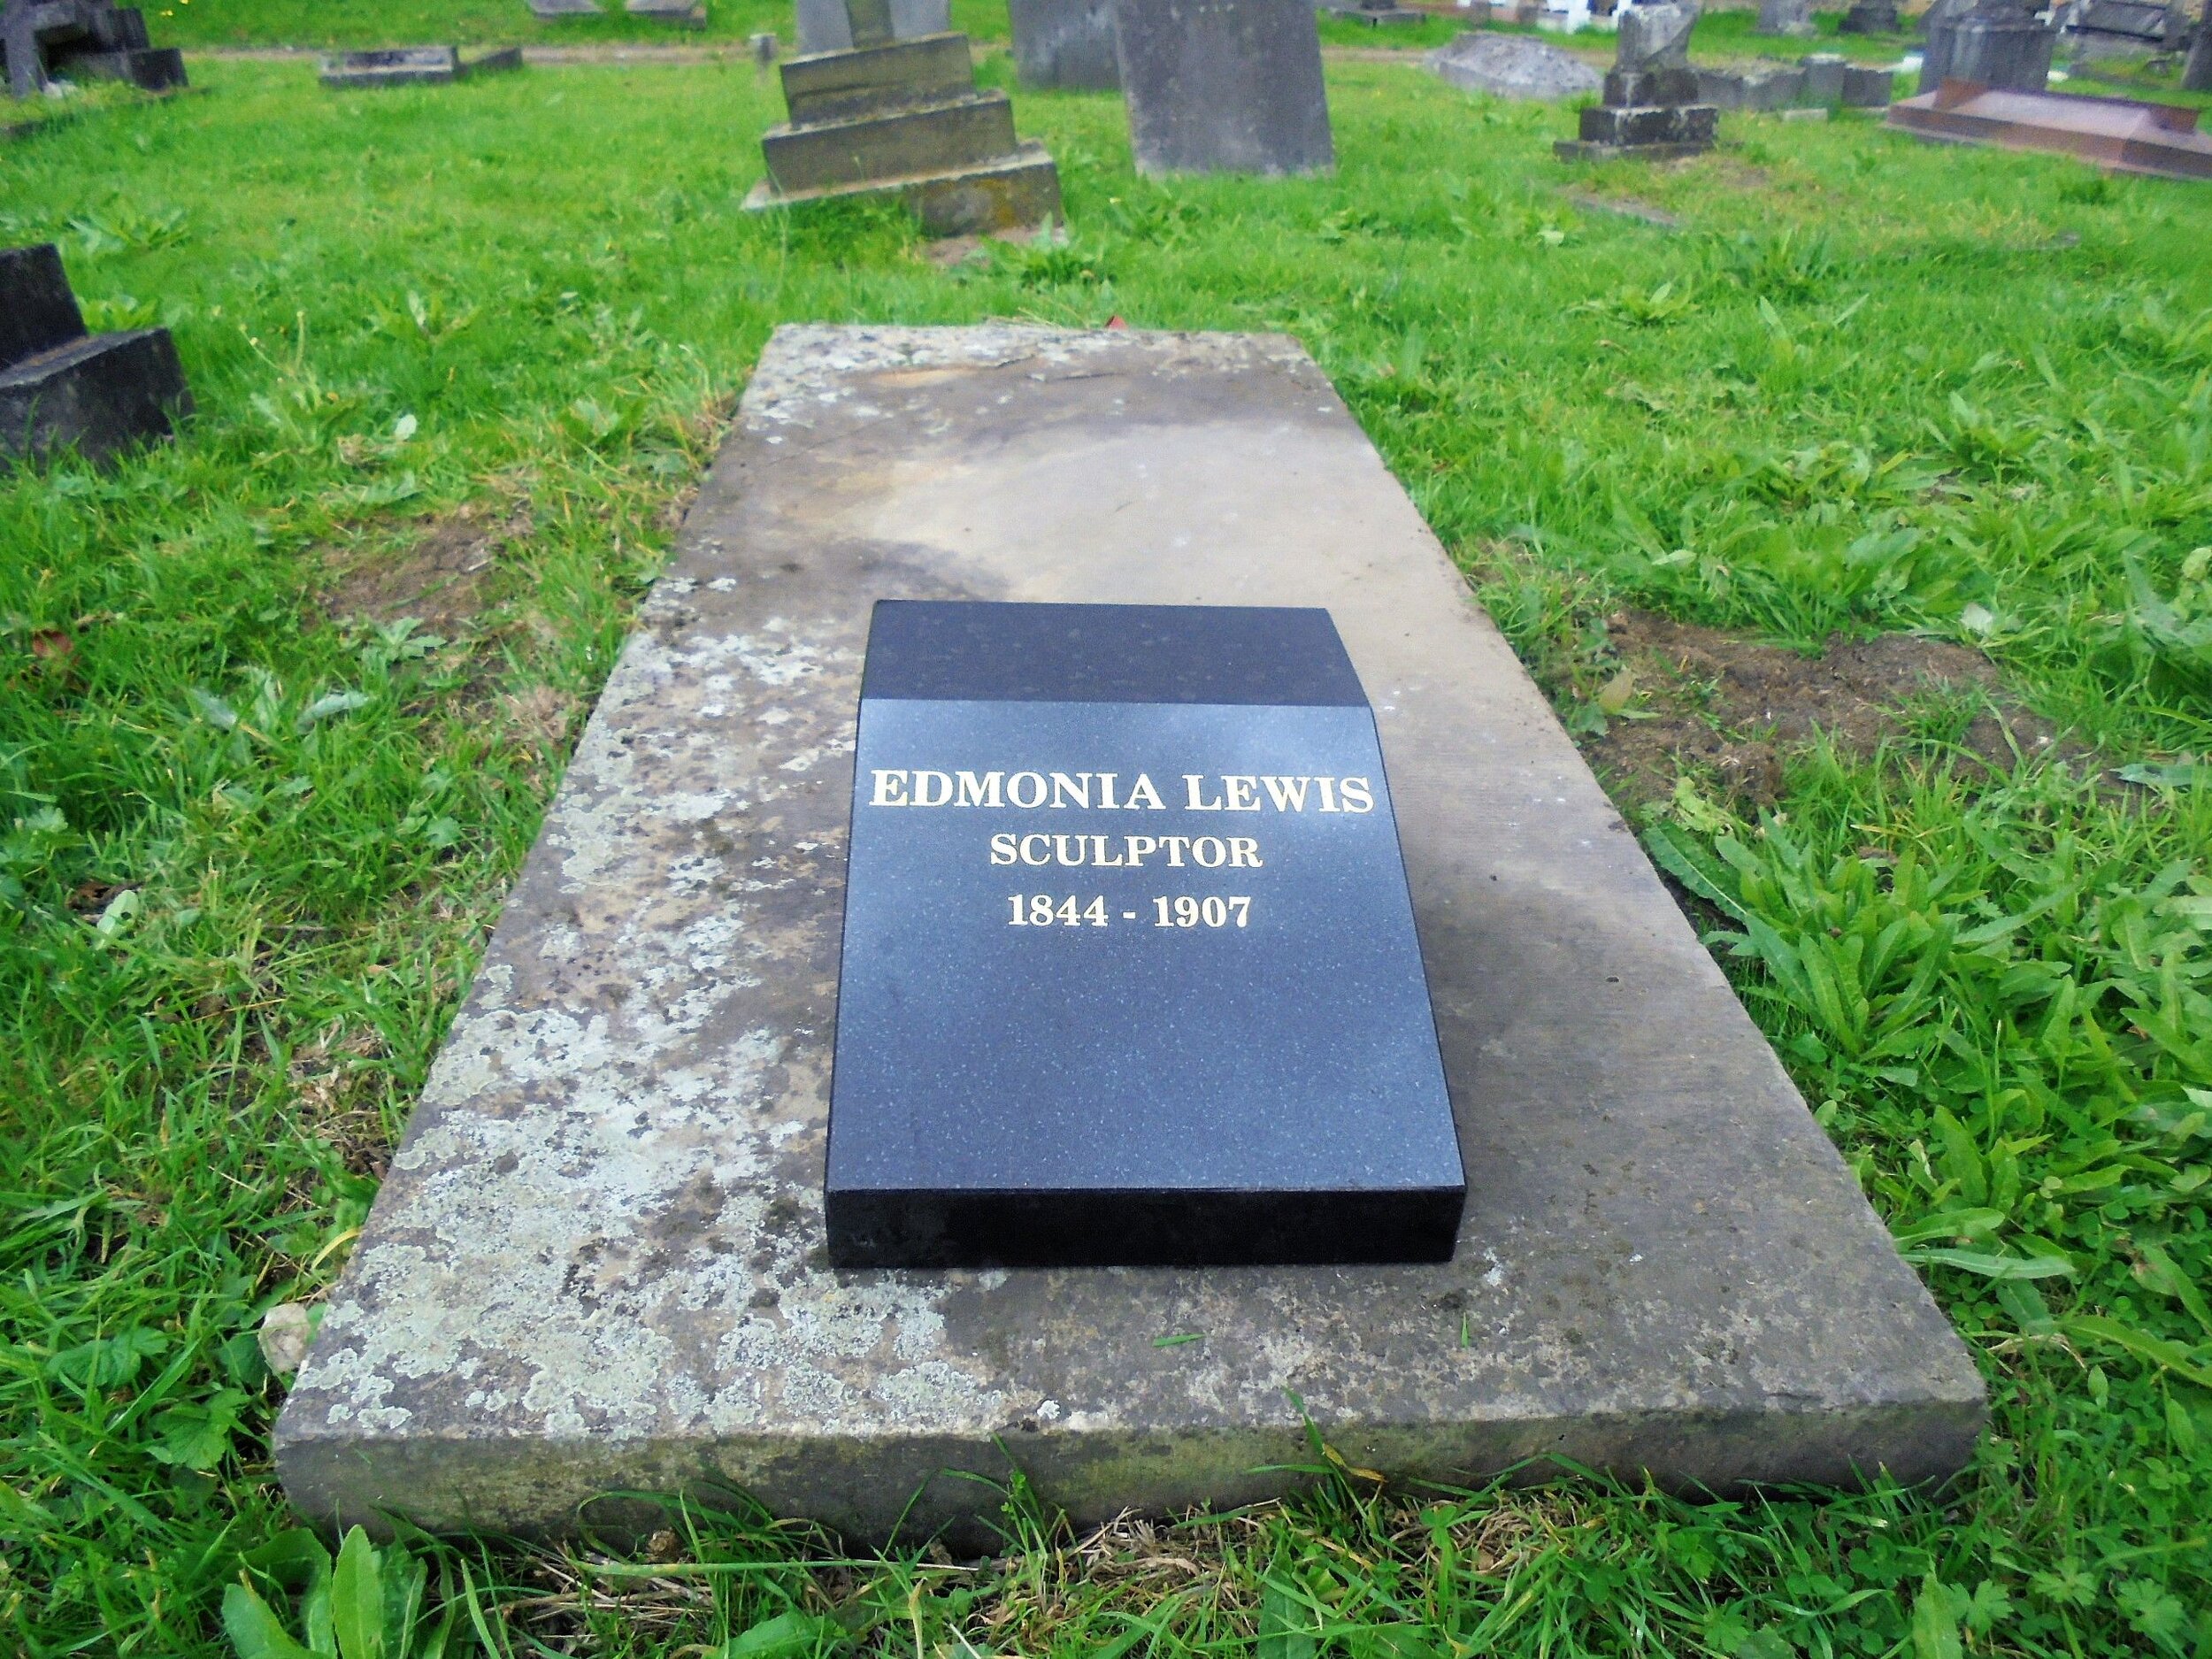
[[524, 0, 601, 16], [746, 0, 1062, 235], [830, 601, 1464, 1268], [1426, 28, 1602, 96], [1008, 0, 1119, 88], [275, 321, 1987, 1548], [1837, 0, 1901, 33], [1114, 0, 1334, 175], [1920, 0, 2051, 92], [1755, 0, 1816, 37], [3, 0, 184, 97], [796, 0, 948, 52], [1, 242, 190, 467], [1556, 0, 1717, 158], [319, 45, 522, 88]]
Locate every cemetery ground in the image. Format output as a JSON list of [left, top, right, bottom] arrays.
[[4, 34, 2211, 1659]]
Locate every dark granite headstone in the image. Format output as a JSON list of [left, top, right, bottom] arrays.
[[1755, 0, 1816, 36], [1010, 0, 1120, 85], [318, 45, 521, 87], [4, 0, 183, 97], [1, 242, 190, 467], [796, 0, 949, 52], [1112, 0, 1334, 175], [1920, 0, 2051, 91], [1837, 0, 1901, 32], [826, 600, 1464, 1270]]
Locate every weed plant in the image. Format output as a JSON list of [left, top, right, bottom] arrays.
[[1, 43, 2208, 1659]]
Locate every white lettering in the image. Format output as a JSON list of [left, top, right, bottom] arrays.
[[1125, 773, 1166, 810], [1261, 776, 1310, 812], [871, 770, 908, 806], [1341, 777, 1374, 813], [1009, 772, 1047, 809], [1049, 772, 1091, 810], [912, 770, 953, 807], [1019, 833, 1052, 866], [1193, 836, 1226, 868], [956, 771, 1003, 808], [1184, 774, 1223, 811], [989, 833, 1017, 865], [1228, 837, 1263, 867]]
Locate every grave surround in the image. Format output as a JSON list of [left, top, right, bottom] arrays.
[[276, 325, 1985, 1548]]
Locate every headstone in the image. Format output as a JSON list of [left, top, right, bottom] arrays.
[[1755, 0, 1816, 37], [1, 242, 190, 467], [796, 0, 949, 52], [627, 0, 707, 24], [750, 27, 780, 64], [274, 321, 1987, 1548], [1697, 60, 1809, 106], [1427, 29, 1602, 96], [2064, 0, 2177, 53], [1919, 0, 1971, 33], [1799, 48, 1847, 98], [1839, 59, 1893, 100], [319, 45, 522, 88], [1113, 0, 1334, 175], [1837, 0, 1901, 32], [1556, 0, 1717, 158], [3, 0, 183, 98], [1008, 0, 1119, 88], [829, 602, 1464, 1269], [745, 0, 1062, 235], [1920, 0, 2052, 92], [1319, 0, 1426, 25], [2187, 0, 2212, 88], [524, 0, 602, 16]]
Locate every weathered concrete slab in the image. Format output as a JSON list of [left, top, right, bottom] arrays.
[[275, 326, 1985, 1548]]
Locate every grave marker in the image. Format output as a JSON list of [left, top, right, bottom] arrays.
[[1556, 1, 1717, 159], [747, 0, 1062, 234], [1010, 0, 1119, 85], [1754, 0, 1816, 38], [1113, 0, 1334, 175], [3, 0, 183, 97], [797, 0, 949, 53], [1921, 0, 2053, 92], [275, 323, 1985, 1548], [318, 45, 522, 88], [829, 601, 1464, 1269], [2, 241, 191, 467]]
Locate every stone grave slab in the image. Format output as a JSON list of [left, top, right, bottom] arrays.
[[1008, 0, 1119, 88], [626, 0, 707, 27], [274, 325, 1986, 1548], [1427, 31, 1601, 99], [1113, 0, 1333, 174], [526, 0, 602, 17], [319, 45, 522, 88], [829, 601, 1464, 1270]]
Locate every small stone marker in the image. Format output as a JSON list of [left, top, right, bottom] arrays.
[[1008, 0, 1119, 88], [626, 0, 707, 27], [829, 601, 1465, 1270], [1556, 0, 1717, 159], [319, 45, 523, 88], [1921, 0, 2052, 92], [1114, 0, 1333, 174], [275, 323, 1985, 1548], [1696, 60, 1807, 108], [524, 0, 601, 16], [1754, 0, 1815, 38], [797, 0, 948, 53], [2, 241, 190, 467], [746, 0, 1061, 235], [3, 0, 184, 97], [1428, 29, 1601, 97]]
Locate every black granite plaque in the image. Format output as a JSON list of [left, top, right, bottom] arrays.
[[825, 601, 1464, 1269]]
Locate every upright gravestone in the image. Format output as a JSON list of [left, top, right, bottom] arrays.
[[2188, 0, 2212, 89], [1755, 0, 1816, 38], [828, 601, 1465, 1269], [797, 0, 948, 51], [1, 242, 191, 466], [1921, 0, 2051, 91], [747, 0, 1062, 234], [1319, 0, 1425, 24], [3, 0, 183, 97], [1009, 0, 1119, 88], [1557, 1, 1717, 159], [1113, 0, 1334, 174]]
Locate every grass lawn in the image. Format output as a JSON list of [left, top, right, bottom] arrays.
[[4, 27, 2211, 1659]]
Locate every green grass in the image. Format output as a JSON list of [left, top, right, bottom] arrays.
[[147, 0, 1014, 50], [4, 36, 2211, 1659]]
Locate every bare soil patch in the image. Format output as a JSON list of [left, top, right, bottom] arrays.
[[322, 502, 528, 636], [1584, 610, 2068, 806]]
